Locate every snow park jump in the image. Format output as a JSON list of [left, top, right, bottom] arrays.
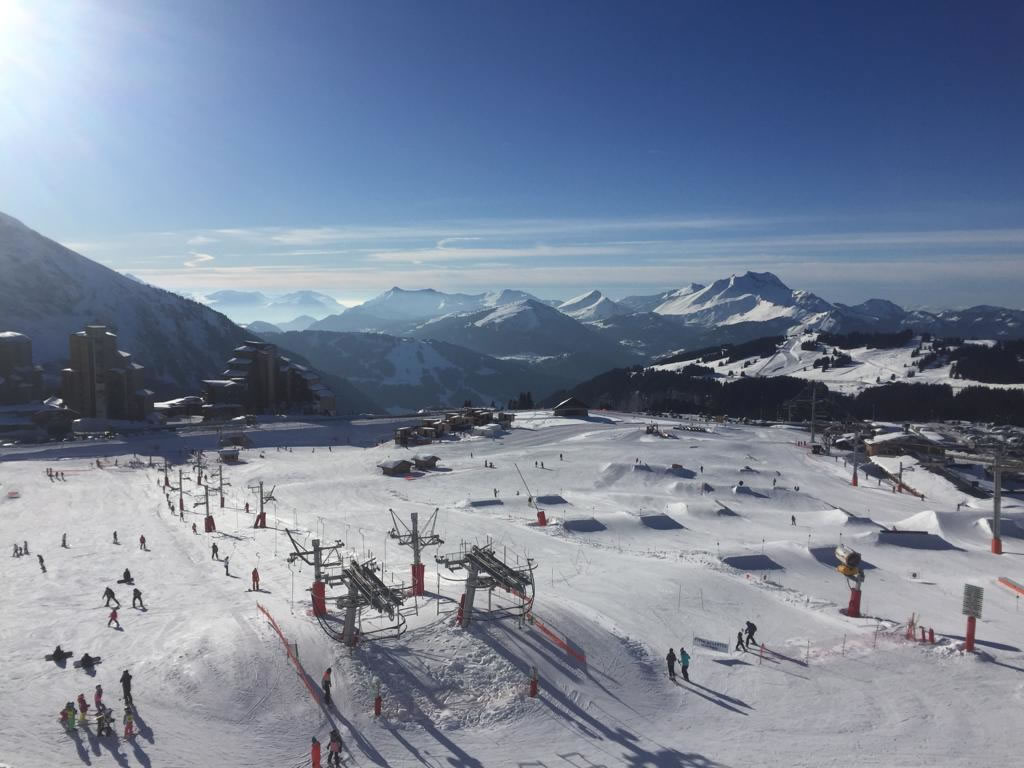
[[3, 410, 1024, 767]]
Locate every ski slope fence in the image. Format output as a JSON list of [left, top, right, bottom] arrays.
[[257, 602, 321, 703], [997, 577, 1024, 596], [531, 615, 587, 665]]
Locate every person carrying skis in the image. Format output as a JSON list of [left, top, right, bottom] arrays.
[[211, 542, 219, 560], [322, 667, 332, 705], [77, 693, 89, 720], [735, 630, 746, 652], [123, 708, 135, 739], [120, 669, 133, 707], [251, 567, 260, 592], [132, 587, 144, 609], [666, 647, 677, 680], [108, 608, 120, 628], [327, 729, 344, 766], [745, 621, 758, 647], [103, 587, 119, 608], [678, 647, 690, 682]]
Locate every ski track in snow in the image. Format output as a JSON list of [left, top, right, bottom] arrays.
[[1, 412, 1022, 767]]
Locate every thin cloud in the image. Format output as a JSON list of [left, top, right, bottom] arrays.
[[184, 251, 215, 268]]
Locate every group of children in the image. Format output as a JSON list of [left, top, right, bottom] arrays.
[[58, 685, 133, 740]]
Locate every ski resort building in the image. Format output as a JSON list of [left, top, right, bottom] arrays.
[[202, 340, 335, 416], [60, 325, 154, 421], [553, 396, 589, 418], [0, 331, 43, 405], [378, 458, 414, 476], [864, 431, 945, 460]]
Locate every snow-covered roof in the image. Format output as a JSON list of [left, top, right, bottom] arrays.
[[554, 396, 589, 411], [202, 379, 242, 388], [0, 331, 30, 343]]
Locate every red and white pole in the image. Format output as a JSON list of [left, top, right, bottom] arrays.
[[965, 616, 977, 652]]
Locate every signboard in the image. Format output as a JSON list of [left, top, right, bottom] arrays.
[[693, 636, 729, 654], [962, 584, 984, 618]]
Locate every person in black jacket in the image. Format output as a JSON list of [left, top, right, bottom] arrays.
[[103, 587, 120, 608], [120, 669, 133, 707], [666, 648, 677, 680]]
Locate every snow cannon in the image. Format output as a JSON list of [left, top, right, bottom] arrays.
[[835, 545, 864, 618]]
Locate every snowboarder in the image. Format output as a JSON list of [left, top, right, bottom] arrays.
[[251, 567, 260, 591], [666, 648, 677, 680], [322, 667, 332, 705], [123, 708, 135, 739], [327, 729, 344, 766], [77, 693, 89, 720], [745, 621, 758, 647], [120, 669, 133, 707], [50, 645, 71, 662], [735, 631, 746, 652], [113, 531, 118, 545], [122, 568, 132, 583], [80, 652, 98, 668], [62, 532, 68, 548], [103, 586, 120, 608], [211, 542, 219, 560], [37, 553, 46, 572], [678, 647, 690, 682], [132, 587, 145, 609], [311, 736, 322, 768], [223, 556, 230, 577], [139, 534, 146, 551], [108, 608, 120, 629], [94, 684, 103, 711]]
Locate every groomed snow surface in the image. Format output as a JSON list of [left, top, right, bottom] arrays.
[[2, 414, 1023, 768]]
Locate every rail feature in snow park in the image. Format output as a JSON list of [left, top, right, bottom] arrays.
[[435, 543, 536, 628], [285, 531, 407, 646]]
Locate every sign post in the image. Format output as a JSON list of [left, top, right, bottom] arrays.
[[962, 584, 984, 653]]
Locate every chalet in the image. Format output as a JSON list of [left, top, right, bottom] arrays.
[[412, 454, 440, 470], [378, 459, 414, 477], [864, 431, 944, 459], [553, 396, 589, 419]]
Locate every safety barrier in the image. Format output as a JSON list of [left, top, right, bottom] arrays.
[[257, 602, 320, 702], [997, 577, 1024, 596], [531, 615, 587, 665]]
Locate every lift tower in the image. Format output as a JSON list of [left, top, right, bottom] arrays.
[[436, 544, 536, 628], [947, 444, 1024, 555], [388, 507, 443, 596]]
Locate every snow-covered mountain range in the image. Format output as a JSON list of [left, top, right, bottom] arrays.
[[201, 289, 345, 324]]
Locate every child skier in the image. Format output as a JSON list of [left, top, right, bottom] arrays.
[[327, 729, 344, 766], [735, 630, 746, 652], [322, 667, 332, 705], [123, 709, 135, 739], [77, 693, 89, 721], [94, 684, 103, 712], [108, 608, 120, 628]]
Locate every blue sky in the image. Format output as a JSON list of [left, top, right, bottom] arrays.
[[1, 0, 1022, 308]]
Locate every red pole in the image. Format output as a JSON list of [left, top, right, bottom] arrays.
[[928, 627, 935, 644], [374, 694, 382, 717], [537, 510, 547, 527], [992, 538, 1003, 555], [847, 588, 862, 618], [965, 616, 976, 652]]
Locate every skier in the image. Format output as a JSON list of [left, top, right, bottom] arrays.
[[322, 667, 332, 705], [678, 647, 690, 682], [735, 630, 746, 652], [62, 533, 68, 548], [103, 586, 120, 608], [745, 621, 758, 647], [139, 534, 146, 551], [37, 553, 46, 572], [113, 531, 118, 545], [327, 729, 344, 767], [123, 708, 135, 739], [791, 515, 796, 526], [211, 542, 219, 560], [77, 693, 90, 720], [97, 707, 113, 736], [223, 556, 230, 577], [60, 703, 72, 730], [120, 669, 133, 707], [251, 567, 260, 592], [700, 465, 704, 473], [64, 701, 77, 730], [11, 543, 18, 557], [311, 736, 322, 768], [108, 608, 120, 629], [23, 540, 29, 555], [132, 587, 145, 609], [94, 684, 103, 712], [559, 453, 563, 461], [666, 648, 677, 680], [192, 522, 198, 535], [493, 488, 498, 498]]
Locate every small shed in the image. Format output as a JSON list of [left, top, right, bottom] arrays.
[[553, 396, 589, 419], [378, 459, 414, 477], [412, 454, 440, 470], [218, 447, 240, 463]]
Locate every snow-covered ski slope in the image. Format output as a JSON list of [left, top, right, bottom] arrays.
[[2, 413, 1022, 768], [652, 332, 1024, 395]]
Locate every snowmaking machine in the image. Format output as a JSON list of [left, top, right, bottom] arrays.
[[835, 544, 865, 618]]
